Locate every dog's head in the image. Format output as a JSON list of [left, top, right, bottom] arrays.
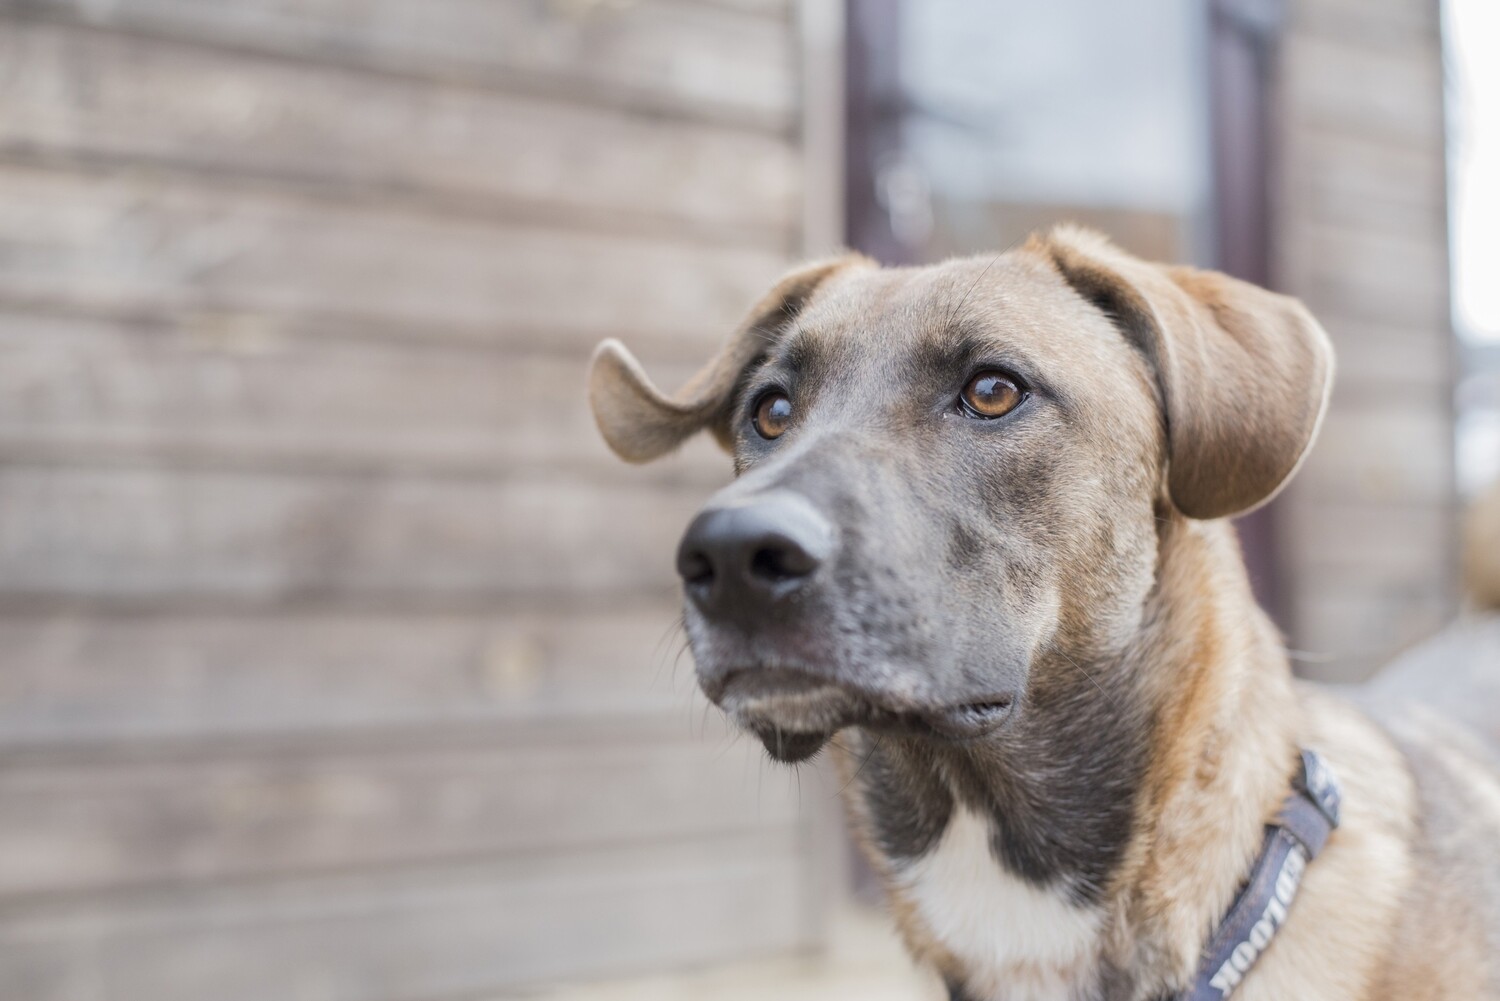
[[589, 228, 1332, 762]]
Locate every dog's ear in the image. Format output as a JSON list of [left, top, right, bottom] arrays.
[[588, 255, 869, 463], [1036, 226, 1334, 520]]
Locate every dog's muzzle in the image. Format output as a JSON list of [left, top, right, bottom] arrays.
[[676, 488, 1015, 761]]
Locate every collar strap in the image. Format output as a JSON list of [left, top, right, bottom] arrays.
[[1179, 749, 1342, 1001]]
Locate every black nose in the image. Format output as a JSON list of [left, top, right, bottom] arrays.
[[676, 491, 834, 614]]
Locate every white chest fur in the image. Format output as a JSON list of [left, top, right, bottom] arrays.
[[896, 808, 1104, 1001]]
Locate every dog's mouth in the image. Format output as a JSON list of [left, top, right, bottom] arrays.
[[711, 667, 1015, 762]]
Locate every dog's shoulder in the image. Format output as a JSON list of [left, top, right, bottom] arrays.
[[1286, 686, 1500, 999], [1370, 702, 1500, 996]]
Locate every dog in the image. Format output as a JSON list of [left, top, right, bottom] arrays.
[[587, 227, 1500, 1000]]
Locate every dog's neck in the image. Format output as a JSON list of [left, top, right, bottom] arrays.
[[844, 516, 1302, 999]]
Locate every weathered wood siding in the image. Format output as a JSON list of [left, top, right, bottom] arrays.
[[1275, 0, 1457, 681], [0, 2, 822, 997]]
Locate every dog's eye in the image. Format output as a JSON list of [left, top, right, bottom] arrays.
[[752, 391, 793, 439], [960, 371, 1025, 419]]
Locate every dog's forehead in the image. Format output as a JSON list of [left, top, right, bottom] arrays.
[[791, 250, 1120, 367]]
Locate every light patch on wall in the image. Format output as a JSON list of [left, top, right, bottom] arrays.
[[1448, 0, 1500, 342], [1447, 0, 1500, 496]]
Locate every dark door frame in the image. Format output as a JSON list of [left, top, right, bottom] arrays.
[[1210, 0, 1286, 623], [844, 0, 911, 266]]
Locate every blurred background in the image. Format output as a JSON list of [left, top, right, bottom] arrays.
[[0, 0, 1494, 998]]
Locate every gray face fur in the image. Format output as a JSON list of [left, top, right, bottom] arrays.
[[681, 251, 1166, 763]]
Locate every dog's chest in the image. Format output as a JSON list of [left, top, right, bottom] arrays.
[[895, 808, 1104, 1001]]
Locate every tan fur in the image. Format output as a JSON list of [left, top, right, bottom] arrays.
[[1107, 519, 1302, 986], [591, 228, 1500, 999]]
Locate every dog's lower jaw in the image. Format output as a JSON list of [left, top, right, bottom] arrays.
[[708, 663, 1021, 762]]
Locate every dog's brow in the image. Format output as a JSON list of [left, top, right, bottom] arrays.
[[777, 329, 819, 374], [913, 326, 996, 374]]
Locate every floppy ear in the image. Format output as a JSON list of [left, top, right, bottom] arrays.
[[588, 255, 869, 463], [1036, 226, 1334, 520]]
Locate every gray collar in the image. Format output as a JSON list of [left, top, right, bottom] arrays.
[[1178, 748, 1342, 1000]]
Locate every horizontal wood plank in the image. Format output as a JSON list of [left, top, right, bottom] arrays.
[[0, 308, 732, 478], [1290, 0, 1440, 48], [1278, 498, 1452, 576], [1319, 315, 1452, 395], [0, 164, 793, 350], [0, 466, 716, 604], [1281, 497, 1454, 584], [1294, 404, 1453, 506], [0, 727, 805, 896], [0, 833, 815, 1000], [1280, 221, 1450, 330], [1282, 32, 1444, 148], [1287, 582, 1453, 683], [10, 0, 797, 128], [0, 608, 705, 745], [0, 21, 799, 240], [1284, 127, 1446, 238]]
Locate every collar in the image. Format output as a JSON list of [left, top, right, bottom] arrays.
[[1178, 749, 1342, 1001]]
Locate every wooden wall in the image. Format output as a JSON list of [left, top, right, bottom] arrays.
[[1274, 0, 1457, 681], [0, 2, 828, 997]]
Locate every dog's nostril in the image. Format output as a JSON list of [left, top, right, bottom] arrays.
[[749, 543, 814, 582], [679, 549, 715, 587]]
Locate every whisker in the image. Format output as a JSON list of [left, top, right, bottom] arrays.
[[942, 233, 1026, 332], [712, 724, 743, 761], [744, 319, 787, 346], [836, 735, 884, 798], [943, 252, 1003, 332], [757, 748, 765, 813], [650, 616, 687, 690], [669, 637, 693, 688], [1055, 648, 1123, 713], [651, 615, 683, 660]]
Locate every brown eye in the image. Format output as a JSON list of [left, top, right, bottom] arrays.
[[752, 391, 793, 439], [960, 371, 1025, 419]]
